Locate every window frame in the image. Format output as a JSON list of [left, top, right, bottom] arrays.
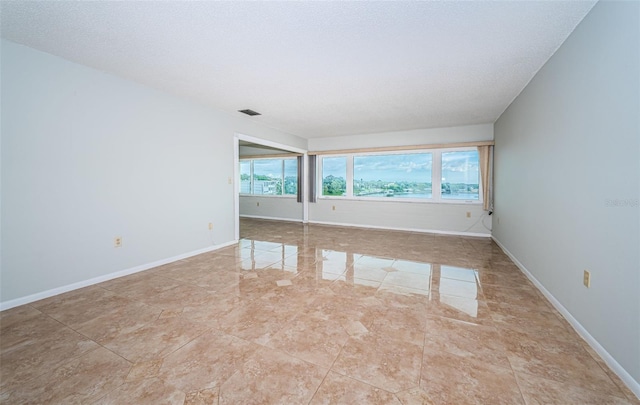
[[239, 157, 299, 198], [318, 155, 349, 198], [437, 147, 481, 203], [351, 150, 434, 202], [317, 147, 482, 205]]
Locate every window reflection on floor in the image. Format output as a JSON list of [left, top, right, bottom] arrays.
[[236, 236, 485, 320]]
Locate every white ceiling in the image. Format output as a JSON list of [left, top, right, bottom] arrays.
[[1, 1, 596, 139]]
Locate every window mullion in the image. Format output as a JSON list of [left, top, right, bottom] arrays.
[[346, 155, 354, 197], [250, 160, 255, 195], [281, 159, 285, 195], [433, 151, 442, 201]]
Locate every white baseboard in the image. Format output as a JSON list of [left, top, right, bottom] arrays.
[[491, 236, 640, 400], [0, 240, 238, 311], [308, 219, 491, 238], [240, 214, 303, 223]]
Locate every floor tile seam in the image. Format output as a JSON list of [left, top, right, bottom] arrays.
[[228, 343, 331, 404], [578, 340, 635, 401], [2, 308, 140, 363], [310, 340, 374, 403], [504, 356, 610, 392], [149, 325, 217, 368], [34, 309, 98, 338], [165, 273, 241, 293], [483, 297, 553, 311], [424, 335, 517, 374], [0, 340, 101, 393], [492, 320, 587, 348], [576, 344, 639, 402], [99, 281, 189, 303], [89, 371, 189, 405], [329, 356, 417, 396], [426, 313, 502, 334], [496, 349, 529, 404], [418, 324, 429, 395], [431, 291, 489, 306], [512, 369, 631, 402], [495, 324, 595, 355], [487, 301, 559, 319], [82, 309, 211, 363], [260, 328, 349, 372], [482, 284, 545, 295], [2, 340, 115, 400], [430, 289, 485, 301], [213, 368, 243, 401]]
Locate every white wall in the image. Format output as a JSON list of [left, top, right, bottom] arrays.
[[308, 124, 493, 235], [310, 199, 489, 236], [493, 0, 640, 391], [0, 40, 306, 306], [307, 123, 493, 151], [238, 145, 303, 221], [239, 196, 302, 222]]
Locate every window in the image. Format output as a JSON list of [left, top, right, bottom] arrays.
[[354, 153, 432, 199], [240, 161, 251, 194], [321, 156, 347, 196], [284, 159, 298, 195], [253, 159, 282, 195], [441, 150, 479, 201], [240, 158, 298, 196], [317, 147, 481, 203]]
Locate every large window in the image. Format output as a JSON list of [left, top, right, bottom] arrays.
[[441, 151, 479, 201], [283, 159, 298, 195], [322, 156, 347, 196], [353, 153, 432, 198], [319, 148, 480, 203], [240, 158, 298, 196], [240, 161, 252, 194]]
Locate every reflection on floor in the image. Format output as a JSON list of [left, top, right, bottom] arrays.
[[1, 218, 637, 404]]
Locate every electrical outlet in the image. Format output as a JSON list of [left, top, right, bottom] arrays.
[[114, 237, 122, 248], [208, 222, 213, 230], [583, 270, 591, 288], [228, 177, 232, 184], [257, 202, 260, 207], [332, 205, 336, 211], [466, 212, 471, 218]]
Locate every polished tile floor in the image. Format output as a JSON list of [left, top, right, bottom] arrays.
[[1, 218, 637, 404]]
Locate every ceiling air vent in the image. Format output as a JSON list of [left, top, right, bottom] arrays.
[[238, 109, 261, 116]]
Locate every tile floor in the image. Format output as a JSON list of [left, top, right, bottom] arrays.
[[1, 218, 637, 404]]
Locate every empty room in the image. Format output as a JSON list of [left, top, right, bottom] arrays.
[[1, 1, 638, 404]]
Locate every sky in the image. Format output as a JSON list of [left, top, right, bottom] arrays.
[[324, 151, 479, 184], [441, 151, 479, 184], [244, 158, 298, 178]]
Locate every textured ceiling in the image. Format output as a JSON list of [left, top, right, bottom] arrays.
[[0, 1, 596, 139]]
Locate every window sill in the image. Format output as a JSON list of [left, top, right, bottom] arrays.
[[239, 194, 298, 199], [318, 196, 482, 205]]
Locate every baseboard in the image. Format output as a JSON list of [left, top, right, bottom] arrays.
[[240, 214, 304, 223], [0, 239, 238, 311], [307, 219, 491, 238], [491, 236, 640, 400]]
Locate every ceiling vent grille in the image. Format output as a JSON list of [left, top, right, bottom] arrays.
[[238, 109, 261, 116]]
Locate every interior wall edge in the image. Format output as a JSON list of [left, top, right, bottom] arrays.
[[492, 235, 640, 400], [239, 215, 304, 224], [0, 239, 238, 312], [307, 220, 491, 238]]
